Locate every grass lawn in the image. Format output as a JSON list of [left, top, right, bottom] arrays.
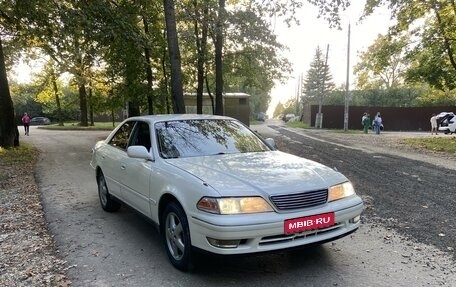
[[39, 122, 118, 131], [0, 144, 38, 164], [403, 136, 456, 153]]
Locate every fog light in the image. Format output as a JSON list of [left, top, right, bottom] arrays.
[[207, 238, 241, 248], [350, 215, 361, 224]]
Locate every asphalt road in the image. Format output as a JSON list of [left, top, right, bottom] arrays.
[[23, 125, 455, 287]]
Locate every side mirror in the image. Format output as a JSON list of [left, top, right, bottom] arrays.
[[127, 145, 154, 161], [264, 138, 277, 150]]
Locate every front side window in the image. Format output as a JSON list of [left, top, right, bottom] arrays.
[[155, 119, 270, 159], [109, 121, 135, 150]]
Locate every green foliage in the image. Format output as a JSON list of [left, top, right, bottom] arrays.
[[0, 144, 38, 164], [325, 87, 434, 107], [354, 34, 408, 89], [3, 0, 354, 122], [286, 121, 309, 129], [406, 36, 456, 92], [180, 3, 292, 117], [272, 98, 297, 119], [282, 98, 298, 115], [40, 121, 118, 131], [10, 81, 43, 115], [362, 0, 456, 94], [273, 102, 285, 118]]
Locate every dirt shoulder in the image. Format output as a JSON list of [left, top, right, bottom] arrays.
[[0, 150, 71, 286], [298, 129, 456, 171], [253, 121, 456, 171]]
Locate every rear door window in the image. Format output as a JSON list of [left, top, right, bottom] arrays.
[[109, 121, 136, 150]]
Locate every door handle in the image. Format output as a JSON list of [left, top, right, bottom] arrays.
[[120, 164, 126, 170]]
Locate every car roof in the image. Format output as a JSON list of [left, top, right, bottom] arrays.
[[124, 114, 235, 125]]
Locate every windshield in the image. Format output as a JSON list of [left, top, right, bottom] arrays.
[[155, 119, 270, 159]]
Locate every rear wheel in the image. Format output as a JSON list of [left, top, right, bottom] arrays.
[[97, 171, 121, 212], [162, 202, 192, 271]]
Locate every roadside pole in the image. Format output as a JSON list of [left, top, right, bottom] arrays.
[[344, 23, 351, 132]]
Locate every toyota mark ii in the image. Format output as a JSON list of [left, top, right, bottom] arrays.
[[90, 114, 363, 271]]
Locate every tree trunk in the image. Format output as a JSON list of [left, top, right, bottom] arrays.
[[161, 29, 170, 114], [128, 100, 140, 117], [143, 14, 154, 115], [205, 71, 215, 114], [163, 0, 186, 114], [51, 73, 64, 126], [215, 0, 225, 115], [194, 0, 209, 114], [0, 35, 19, 148], [74, 33, 89, 127], [78, 83, 88, 126], [88, 83, 94, 126]]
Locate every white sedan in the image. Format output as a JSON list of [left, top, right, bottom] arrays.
[[90, 114, 363, 271]]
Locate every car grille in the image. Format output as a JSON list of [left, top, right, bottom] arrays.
[[270, 189, 328, 210]]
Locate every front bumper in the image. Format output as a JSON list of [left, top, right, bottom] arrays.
[[188, 199, 363, 255]]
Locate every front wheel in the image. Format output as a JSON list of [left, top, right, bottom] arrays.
[[97, 171, 121, 212], [161, 202, 192, 271]]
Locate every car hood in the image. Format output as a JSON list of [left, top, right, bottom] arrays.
[[166, 151, 347, 197]]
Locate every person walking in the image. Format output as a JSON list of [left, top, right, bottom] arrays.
[[430, 113, 438, 135], [373, 112, 382, 135], [22, 112, 31, 136], [362, 113, 370, 134]]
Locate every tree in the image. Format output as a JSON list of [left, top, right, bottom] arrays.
[[223, 6, 291, 116], [363, 0, 456, 92], [163, 0, 186, 113], [354, 34, 408, 90], [301, 47, 334, 109], [33, 60, 64, 126], [273, 102, 285, 118], [281, 98, 298, 116], [0, 35, 18, 148]]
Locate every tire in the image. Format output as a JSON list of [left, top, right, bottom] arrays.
[[97, 171, 121, 212], [161, 202, 192, 271]]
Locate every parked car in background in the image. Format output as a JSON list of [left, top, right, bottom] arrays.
[[283, 113, 295, 122], [90, 114, 363, 271], [30, 117, 51, 125], [437, 112, 456, 134], [256, 112, 266, 121]]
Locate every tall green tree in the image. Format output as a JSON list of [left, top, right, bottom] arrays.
[[301, 46, 334, 108], [163, 0, 186, 113], [363, 0, 456, 93], [33, 60, 64, 126], [354, 34, 408, 90]]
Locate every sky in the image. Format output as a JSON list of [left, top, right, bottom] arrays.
[[266, 1, 392, 117]]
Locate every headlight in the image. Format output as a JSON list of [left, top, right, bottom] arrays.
[[328, 182, 355, 202], [197, 197, 273, 214]]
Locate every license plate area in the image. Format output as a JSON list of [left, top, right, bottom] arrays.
[[284, 212, 335, 234]]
